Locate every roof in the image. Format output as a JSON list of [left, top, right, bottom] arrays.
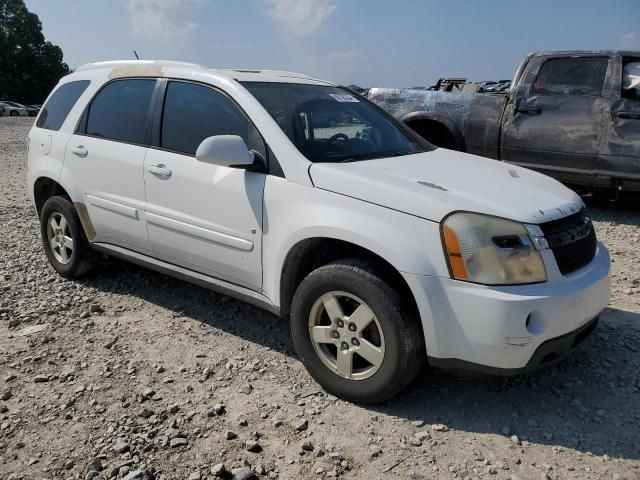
[[530, 50, 640, 57], [75, 60, 334, 85]]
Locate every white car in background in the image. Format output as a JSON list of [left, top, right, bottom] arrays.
[[0, 101, 29, 116], [26, 60, 610, 403]]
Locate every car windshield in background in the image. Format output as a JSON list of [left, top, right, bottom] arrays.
[[242, 82, 431, 163]]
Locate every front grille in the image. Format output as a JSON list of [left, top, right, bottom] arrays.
[[539, 208, 597, 275]]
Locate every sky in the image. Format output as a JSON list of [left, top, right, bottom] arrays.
[[25, 0, 640, 88]]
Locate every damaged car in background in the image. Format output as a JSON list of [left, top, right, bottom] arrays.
[[367, 51, 640, 196]]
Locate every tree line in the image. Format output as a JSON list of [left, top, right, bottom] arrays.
[[0, 0, 69, 104]]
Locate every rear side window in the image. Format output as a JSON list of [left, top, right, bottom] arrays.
[[623, 59, 640, 100], [37, 80, 90, 131], [86, 79, 156, 144], [532, 57, 609, 96], [161, 81, 252, 156]]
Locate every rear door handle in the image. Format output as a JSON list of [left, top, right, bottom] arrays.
[[146, 164, 172, 177], [71, 145, 88, 157], [617, 112, 640, 120]]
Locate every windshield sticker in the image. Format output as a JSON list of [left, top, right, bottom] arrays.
[[329, 93, 359, 103]]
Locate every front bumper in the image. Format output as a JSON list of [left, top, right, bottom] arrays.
[[404, 242, 610, 371], [428, 315, 599, 375]]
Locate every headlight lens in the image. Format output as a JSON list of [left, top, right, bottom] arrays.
[[442, 212, 547, 285]]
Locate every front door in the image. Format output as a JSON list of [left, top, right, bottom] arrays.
[[501, 55, 611, 182], [64, 78, 157, 255], [143, 80, 265, 290], [599, 56, 640, 183]]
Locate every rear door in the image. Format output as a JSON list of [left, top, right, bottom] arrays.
[[64, 78, 158, 255], [500, 55, 611, 182], [599, 55, 640, 185], [143, 80, 265, 289]]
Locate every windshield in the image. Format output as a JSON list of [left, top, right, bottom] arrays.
[[242, 82, 431, 163]]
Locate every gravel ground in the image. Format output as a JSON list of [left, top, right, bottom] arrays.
[[1, 117, 639, 480]]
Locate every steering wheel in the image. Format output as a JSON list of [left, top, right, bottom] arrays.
[[329, 133, 349, 143]]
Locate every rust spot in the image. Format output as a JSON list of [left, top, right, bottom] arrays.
[[417, 180, 448, 191], [109, 64, 165, 79], [74, 202, 96, 240]]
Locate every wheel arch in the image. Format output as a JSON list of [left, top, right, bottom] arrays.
[[32, 176, 95, 240], [33, 176, 72, 217], [402, 112, 467, 152], [278, 237, 422, 330]]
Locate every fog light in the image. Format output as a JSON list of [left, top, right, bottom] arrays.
[[526, 311, 546, 335]]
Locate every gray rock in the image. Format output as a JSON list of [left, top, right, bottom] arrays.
[[1, 389, 11, 401], [408, 436, 422, 447], [245, 439, 261, 452], [188, 472, 201, 480], [139, 407, 154, 418], [224, 430, 237, 440], [210, 463, 228, 477], [85, 458, 103, 473], [113, 440, 129, 453], [231, 467, 255, 480], [122, 470, 144, 480], [170, 437, 188, 448], [294, 386, 321, 398], [34, 374, 50, 383], [369, 445, 382, 457], [291, 417, 308, 432]]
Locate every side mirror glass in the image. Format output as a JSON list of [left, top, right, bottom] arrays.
[[195, 135, 254, 168]]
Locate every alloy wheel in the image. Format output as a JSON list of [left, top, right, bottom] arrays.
[[47, 212, 73, 264], [308, 291, 385, 380]]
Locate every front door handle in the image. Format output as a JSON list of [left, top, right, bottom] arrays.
[[71, 145, 88, 157], [618, 112, 640, 120], [516, 106, 542, 115], [146, 164, 172, 177]]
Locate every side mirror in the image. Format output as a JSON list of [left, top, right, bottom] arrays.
[[195, 135, 255, 168]]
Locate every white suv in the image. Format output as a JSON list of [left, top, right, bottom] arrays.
[[27, 60, 610, 403]]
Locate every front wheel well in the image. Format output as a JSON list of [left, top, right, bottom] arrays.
[[405, 118, 464, 151], [279, 238, 421, 325], [33, 177, 71, 217]]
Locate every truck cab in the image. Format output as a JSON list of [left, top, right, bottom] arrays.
[[368, 51, 640, 194]]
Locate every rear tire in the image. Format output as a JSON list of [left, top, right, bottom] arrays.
[[40, 196, 97, 278], [291, 259, 424, 403], [10, 110, 18, 117]]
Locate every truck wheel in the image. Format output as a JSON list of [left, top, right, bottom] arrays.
[[40, 196, 97, 278], [291, 260, 423, 403]]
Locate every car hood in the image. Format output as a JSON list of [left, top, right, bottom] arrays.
[[309, 149, 584, 224]]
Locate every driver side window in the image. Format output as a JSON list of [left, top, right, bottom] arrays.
[[161, 81, 266, 158], [532, 57, 608, 97]]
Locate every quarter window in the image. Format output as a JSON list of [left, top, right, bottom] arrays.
[[531, 57, 608, 97], [86, 79, 156, 144], [37, 80, 90, 131], [161, 81, 255, 156]]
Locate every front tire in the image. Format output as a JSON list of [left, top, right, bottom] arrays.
[[291, 260, 424, 403], [40, 196, 96, 277], [10, 110, 18, 117]]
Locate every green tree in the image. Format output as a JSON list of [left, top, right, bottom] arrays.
[[0, 0, 69, 104]]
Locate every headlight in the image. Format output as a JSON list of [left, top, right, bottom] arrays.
[[442, 212, 547, 285]]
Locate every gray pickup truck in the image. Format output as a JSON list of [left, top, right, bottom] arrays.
[[367, 51, 640, 194]]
